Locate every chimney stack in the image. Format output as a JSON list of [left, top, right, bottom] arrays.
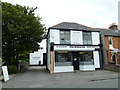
[[109, 23, 118, 30]]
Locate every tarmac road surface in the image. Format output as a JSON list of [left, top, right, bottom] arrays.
[[2, 66, 119, 88]]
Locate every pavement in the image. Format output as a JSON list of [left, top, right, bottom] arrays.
[[2, 66, 119, 88], [0, 74, 16, 81]]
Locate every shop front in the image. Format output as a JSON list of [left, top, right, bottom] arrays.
[[52, 45, 101, 73]]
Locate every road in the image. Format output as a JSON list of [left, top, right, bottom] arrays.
[[2, 66, 119, 88]]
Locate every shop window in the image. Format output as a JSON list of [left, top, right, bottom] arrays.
[[79, 51, 94, 65], [83, 32, 92, 45], [55, 51, 72, 66], [60, 30, 70, 44]]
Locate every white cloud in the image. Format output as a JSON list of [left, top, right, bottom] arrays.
[[2, 0, 119, 29]]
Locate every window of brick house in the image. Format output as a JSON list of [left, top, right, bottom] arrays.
[[108, 37, 113, 45]]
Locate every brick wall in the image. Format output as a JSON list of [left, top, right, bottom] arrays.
[[104, 36, 120, 64], [104, 36, 111, 62], [113, 37, 120, 49]]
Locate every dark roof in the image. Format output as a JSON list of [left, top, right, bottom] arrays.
[[96, 28, 120, 37], [49, 22, 99, 32]]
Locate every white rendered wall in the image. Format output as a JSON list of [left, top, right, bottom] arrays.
[[50, 29, 60, 44], [47, 33, 50, 71], [71, 31, 83, 44], [93, 51, 100, 68], [38, 49, 46, 64], [54, 66, 74, 73], [29, 48, 46, 65], [39, 39, 46, 53], [29, 53, 33, 65], [80, 65, 95, 71], [92, 32, 100, 45], [29, 52, 41, 65]]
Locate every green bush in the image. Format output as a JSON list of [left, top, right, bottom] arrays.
[[19, 59, 29, 63], [21, 59, 29, 62], [7, 65, 18, 74]]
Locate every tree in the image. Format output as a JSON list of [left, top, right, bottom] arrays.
[[2, 2, 46, 65]]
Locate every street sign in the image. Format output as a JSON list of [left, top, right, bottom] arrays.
[[2, 66, 9, 82]]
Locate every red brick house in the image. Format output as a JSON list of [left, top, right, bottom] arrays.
[[104, 34, 120, 65], [97, 24, 120, 66]]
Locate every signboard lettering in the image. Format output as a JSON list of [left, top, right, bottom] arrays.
[[55, 45, 99, 49]]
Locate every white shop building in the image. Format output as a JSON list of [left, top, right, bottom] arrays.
[[46, 22, 102, 73]]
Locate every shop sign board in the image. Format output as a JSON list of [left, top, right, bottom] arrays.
[[55, 45, 99, 49], [2, 66, 9, 82]]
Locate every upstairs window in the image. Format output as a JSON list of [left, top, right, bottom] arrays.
[[108, 37, 113, 49], [83, 32, 92, 44], [108, 37, 113, 45], [60, 30, 70, 44]]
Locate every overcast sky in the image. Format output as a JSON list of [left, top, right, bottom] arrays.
[[2, 0, 119, 29]]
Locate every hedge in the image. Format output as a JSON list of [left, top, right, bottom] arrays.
[[7, 65, 18, 74]]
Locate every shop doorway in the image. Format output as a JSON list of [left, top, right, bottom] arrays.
[[73, 53, 79, 70]]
